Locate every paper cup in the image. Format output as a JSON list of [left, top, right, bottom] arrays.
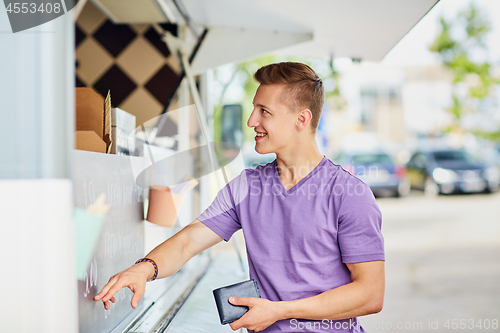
[[147, 186, 184, 227]]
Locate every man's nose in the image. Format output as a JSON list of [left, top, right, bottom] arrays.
[[247, 109, 260, 128]]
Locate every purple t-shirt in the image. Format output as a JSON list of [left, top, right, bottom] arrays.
[[197, 157, 384, 333]]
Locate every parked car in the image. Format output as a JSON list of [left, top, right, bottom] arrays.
[[495, 144, 500, 166], [406, 149, 499, 196], [334, 151, 410, 197]]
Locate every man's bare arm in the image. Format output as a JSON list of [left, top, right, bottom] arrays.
[[228, 261, 385, 331], [94, 220, 222, 309], [280, 260, 385, 320]]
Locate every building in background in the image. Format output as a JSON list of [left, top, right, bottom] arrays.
[[324, 60, 499, 161]]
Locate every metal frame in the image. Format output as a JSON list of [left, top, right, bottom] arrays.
[[154, 24, 246, 272]]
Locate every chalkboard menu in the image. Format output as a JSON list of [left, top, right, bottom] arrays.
[[72, 150, 149, 333]]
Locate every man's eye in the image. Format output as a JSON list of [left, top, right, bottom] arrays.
[[261, 109, 269, 114]]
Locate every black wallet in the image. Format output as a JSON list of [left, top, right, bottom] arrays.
[[213, 279, 261, 325]]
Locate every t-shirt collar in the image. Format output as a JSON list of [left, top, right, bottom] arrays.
[[272, 155, 327, 196]]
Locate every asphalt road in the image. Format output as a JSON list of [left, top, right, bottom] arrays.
[[360, 190, 500, 333]]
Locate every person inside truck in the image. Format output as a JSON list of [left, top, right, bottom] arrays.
[[95, 62, 385, 333]]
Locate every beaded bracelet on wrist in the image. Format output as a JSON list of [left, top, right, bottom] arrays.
[[135, 258, 158, 282]]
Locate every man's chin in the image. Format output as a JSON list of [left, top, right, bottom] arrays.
[[255, 146, 271, 155]]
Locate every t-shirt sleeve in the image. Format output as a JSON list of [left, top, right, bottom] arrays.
[[196, 170, 249, 242], [337, 177, 385, 263]]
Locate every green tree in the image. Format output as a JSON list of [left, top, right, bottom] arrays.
[[429, 3, 500, 140], [212, 54, 277, 142]]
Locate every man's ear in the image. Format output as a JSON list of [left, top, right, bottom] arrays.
[[296, 109, 313, 130]]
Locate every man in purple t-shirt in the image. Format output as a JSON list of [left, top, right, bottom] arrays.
[[95, 62, 385, 333]]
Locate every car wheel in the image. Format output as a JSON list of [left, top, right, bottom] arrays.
[[396, 180, 410, 197], [484, 181, 499, 194], [424, 177, 439, 197]]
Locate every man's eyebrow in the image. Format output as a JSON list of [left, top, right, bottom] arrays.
[[254, 103, 272, 111]]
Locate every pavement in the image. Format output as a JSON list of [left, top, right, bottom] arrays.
[[360, 190, 500, 332]]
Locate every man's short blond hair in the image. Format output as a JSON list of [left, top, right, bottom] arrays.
[[254, 62, 324, 132]]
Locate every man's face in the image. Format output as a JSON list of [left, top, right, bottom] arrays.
[[247, 84, 297, 155]]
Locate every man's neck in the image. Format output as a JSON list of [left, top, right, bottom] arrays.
[[275, 144, 324, 186]]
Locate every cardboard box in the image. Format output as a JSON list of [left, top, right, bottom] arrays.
[[75, 131, 107, 153], [75, 88, 112, 153]]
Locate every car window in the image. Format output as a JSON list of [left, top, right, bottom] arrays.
[[351, 153, 393, 164], [407, 154, 417, 168], [413, 153, 427, 169], [432, 151, 476, 163]]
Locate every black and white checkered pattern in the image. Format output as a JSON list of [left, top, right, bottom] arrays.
[[75, 1, 181, 126]]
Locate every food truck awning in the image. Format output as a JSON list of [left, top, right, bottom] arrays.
[[92, 0, 439, 73]]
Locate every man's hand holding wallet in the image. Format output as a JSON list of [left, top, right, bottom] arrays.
[[213, 280, 261, 324], [213, 279, 287, 332]]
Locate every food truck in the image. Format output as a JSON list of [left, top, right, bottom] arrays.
[[0, 0, 438, 331]]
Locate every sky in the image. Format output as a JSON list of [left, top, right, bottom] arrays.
[[382, 0, 500, 67]]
